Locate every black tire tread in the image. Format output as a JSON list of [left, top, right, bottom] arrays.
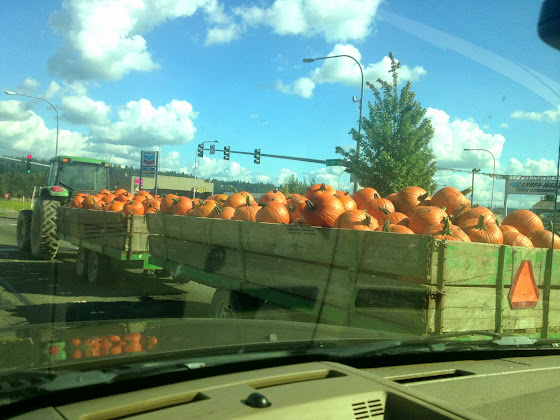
[[31, 199, 60, 260], [16, 210, 33, 251]]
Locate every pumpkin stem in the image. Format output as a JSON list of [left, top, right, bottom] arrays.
[[214, 205, 223, 214], [198, 199, 206, 206], [461, 187, 473, 196], [379, 207, 390, 215], [419, 192, 430, 202], [287, 203, 296, 212], [382, 219, 390, 232], [475, 214, 487, 230], [441, 217, 452, 236], [229, 185, 239, 193], [362, 213, 372, 226], [305, 200, 316, 210], [245, 195, 251, 206], [320, 183, 328, 192]]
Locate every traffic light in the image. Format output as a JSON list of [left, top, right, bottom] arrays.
[[209, 144, 215, 155], [197, 143, 204, 158], [254, 149, 261, 164], [224, 146, 230, 160], [26, 154, 32, 174]]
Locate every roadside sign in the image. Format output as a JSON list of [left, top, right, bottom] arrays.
[[140, 151, 158, 171], [325, 159, 343, 166], [196, 187, 206, 193], [134, 178, 144, 186], [4, 193, 9, 200]]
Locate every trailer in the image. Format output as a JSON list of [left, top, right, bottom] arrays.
[[146, 213, 560, 338], [57, 207, 163, 284]]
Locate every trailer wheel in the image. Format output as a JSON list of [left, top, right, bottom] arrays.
[[16, 210, 33, 251], [209, 290, 262, 319], [76, 248, 90, 281], [30, 199, 60, 260], [87, 251, 109, 284]]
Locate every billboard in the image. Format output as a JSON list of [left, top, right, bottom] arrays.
[[141, 151, 158, 172], [505, 176, 559, 195]]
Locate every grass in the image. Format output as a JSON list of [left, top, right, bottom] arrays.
[[0, 199, 32, 214]]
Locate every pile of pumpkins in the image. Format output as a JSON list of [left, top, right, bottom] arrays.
[[70, 184, 558, 249]]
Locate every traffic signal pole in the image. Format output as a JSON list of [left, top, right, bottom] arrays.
[[209, 148, 328, 164]]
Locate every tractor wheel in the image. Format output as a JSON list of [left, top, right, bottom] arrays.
[[87, 251, 109, 284], [30, 199, 60, 260], [16, 210, 33, 251]]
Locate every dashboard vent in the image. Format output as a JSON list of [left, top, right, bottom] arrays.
[[351, 399, 384, 419]]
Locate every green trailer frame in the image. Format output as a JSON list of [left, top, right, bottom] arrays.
[[57, 207, 160, 270], [146, 213, 560, 338]]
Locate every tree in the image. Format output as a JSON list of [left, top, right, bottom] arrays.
[[336, 52, 437, 196], [280, 174, 315, 196]]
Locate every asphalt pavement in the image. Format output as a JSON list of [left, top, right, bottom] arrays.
[[0, 217, 215, 329]]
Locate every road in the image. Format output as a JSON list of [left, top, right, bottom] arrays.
[[0, 217, 215, 329]]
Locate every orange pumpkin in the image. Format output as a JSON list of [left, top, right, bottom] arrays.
[[258, 189, 287, 204], [430, 186, 472, 218], [374, 220, 414, 234], [333, 210, 378, 231], [256, 201, 290, 224], [305, 183, 337, 199], [502, 210, 544, 236], [286, 196, 308, 223], [232, 196, 259, 221], [424, 217, 470, 242], [193, 199, 218, 217], [123, 200, 145, 216], [334, 193, 357, 212], [502, 231, 534, 247], [362, 194, 395, 221], [301, 194, 346, 227], [499, 225, 519, 233], [408, 206, 448, 234], [352, 188, 380, 210], [378, 207, 409, 226], [161, 194, 179, 214], [463, 214, 503, 244], [394, 186, 429, 215], [170, 197, 193, 216], [527, 229, 560, 249], [209, 206, 235, 220]]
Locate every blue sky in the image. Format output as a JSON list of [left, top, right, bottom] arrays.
[[1, 0, 560, 207]]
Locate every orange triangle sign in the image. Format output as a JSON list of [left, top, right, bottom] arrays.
[[508, 260, 539, 309]]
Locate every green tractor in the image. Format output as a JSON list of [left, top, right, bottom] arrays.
[[16, 156, 111, 260]]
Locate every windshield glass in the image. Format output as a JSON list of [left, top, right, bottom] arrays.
[[59, 162, 108, 191], [1, 0, 560, 409]]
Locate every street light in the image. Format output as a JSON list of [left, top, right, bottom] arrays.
[[464, 148, 496, 210], [5, 90, 60, 157], [470, 168, 481, 205], [303, 55, 363, 194], [193, 140, 219, 199]]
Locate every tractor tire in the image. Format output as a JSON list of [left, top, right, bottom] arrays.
[[76, 247, 90, 281], [87, 251, 109, 284], [30, 199, 60, 260], [16, 210, 33, 251]]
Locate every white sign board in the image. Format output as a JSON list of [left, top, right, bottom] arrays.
[[505, 176, 559, 195]]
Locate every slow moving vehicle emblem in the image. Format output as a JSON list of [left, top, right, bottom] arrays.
[[508, 260, 539, 309]]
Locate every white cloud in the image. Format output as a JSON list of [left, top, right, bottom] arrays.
[[278, 44, 426, 98], [427, 107, 505, 169], [205, 24, 241, 45], [510, 105, 560, 124], [0, 100, 30, 121], [48, 0, 215, 81], [499, 122, 508, 128], [15, 77, 40, 94], [505, 158, 556, 176], [89, 98, 198, 147], [61, 94, 111, 125], [44, 81, 61, 99], [234, 0, 381, 43]]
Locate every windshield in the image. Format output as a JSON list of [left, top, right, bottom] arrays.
[[59, 162, 108, 191], [1, 0, 560, 411]]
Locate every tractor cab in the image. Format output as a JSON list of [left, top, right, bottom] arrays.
[[45, 156, 111, 198]]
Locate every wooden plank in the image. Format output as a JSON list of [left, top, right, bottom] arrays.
[[442, 287, 496, 309], [443, 242, 503, 286], [546, 248, 560, 286], [130, 215, 149, 234], [145, 212, 165, 236], [148, 235, 168, 260]]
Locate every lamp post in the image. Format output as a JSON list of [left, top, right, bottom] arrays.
[[470, 168, 481, 205], [464, 148, 496, 210], [5, 90, 59, 157], [303, 55, 363, 193], [193, 140, 219, 199]]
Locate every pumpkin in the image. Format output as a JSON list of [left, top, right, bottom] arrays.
[[385, 192, 397, 203], [209, 205, 235, 220], [502, 210, 544, 236], [258, 188, 287, 204], [161, 194, 179, 214], [99, 189, 111, 195], [170, 197, 194, 216], [71, 195, 86, 208], [224, 191, 255, 209], [143, 198, 160, 212], [256, 201, 290, 224], [394, 186, 429, 215], [457, 213, 498, 231], [115, 191, 134, 202], [430, 187, 472, 218], [502, 231, 534, 248], [454, 206, 495, 226], [286, 196, 308, 223], [378, 207, 409, 226], [82, 195, 99, 209], [113, 188, 127, 196], [352, 187, 380, 210], [301, 193, 346, 227], [333, 209, 378, 231], [526, 229, 560, 249], [463, 214, 503, 244], [408, 206, 448, 234], [133, 195, 147, 203], [305, 183, 337, 199], [424, 217, 471, 242], [232, 196, 259, 221], [123, 200, 145, 216], [193, 199, 218, 217], [91, 201, 106, 211], [209, 193, 229, 208], [106, 200, 125, 212], [101, 193, 116, 204], [145, 206, 159, 213], [499, 225, 519, 233], [374, 220, 414, 234], [286, 193, 305, 202], [362, 194, 395, 221], [334, 193, 357, 212]]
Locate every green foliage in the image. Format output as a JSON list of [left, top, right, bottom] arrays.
[[336, 52, 437, 196], [0, 157, 48, 197], [280, 174, 316, 196]]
